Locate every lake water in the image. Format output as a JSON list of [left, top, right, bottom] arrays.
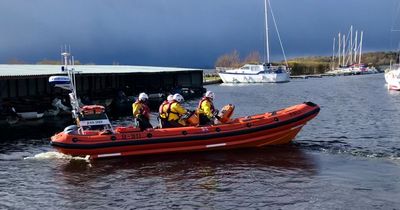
[[1, 74, 400, 209]]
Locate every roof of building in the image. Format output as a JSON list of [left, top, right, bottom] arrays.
[[0, 64, 202, 77]]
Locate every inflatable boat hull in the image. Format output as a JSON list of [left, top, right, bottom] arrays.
[[51, 102, 320, 159]]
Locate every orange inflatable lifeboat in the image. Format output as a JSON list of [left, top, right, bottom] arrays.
[[50, 102, 320, 159]]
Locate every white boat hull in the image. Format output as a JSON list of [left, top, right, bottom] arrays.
[[218, 72, 290, 83], [327, 66, 378, 76], [17, 112, 44, 120], [326, 68, 352, 75], [385, 69, 400, 90]]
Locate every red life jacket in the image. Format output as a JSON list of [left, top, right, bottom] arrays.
[[197, 97, 215, 113], [159, 100, 169, 119], [167, 101, 179, 115], [159, 100, 168, 113], [135, 100, 150, 119], [164, 100, 188, 122]]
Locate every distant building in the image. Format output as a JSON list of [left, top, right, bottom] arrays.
[[0, 64, 205, 121]]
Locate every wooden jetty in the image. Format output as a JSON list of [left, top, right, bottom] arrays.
[[290, 74, 336, 79]]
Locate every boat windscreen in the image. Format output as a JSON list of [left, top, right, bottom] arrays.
[[79, 113, 108, 121]]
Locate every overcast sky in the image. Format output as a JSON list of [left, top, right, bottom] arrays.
[[0, 0, 398, 68]]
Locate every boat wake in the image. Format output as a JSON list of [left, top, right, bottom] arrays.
[[24, 151, 90, 162], [295, 139, 400, 161]]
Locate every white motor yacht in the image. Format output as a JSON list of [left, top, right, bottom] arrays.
[[218, 64, 289, 83]]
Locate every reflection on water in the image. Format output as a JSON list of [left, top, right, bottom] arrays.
[[4, 145, 319, 209], [48, 146, 318, 209], [59, 146, 317, 182]]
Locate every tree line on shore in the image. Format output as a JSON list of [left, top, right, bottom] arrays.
[[215, 50, 399, 75], [7, 58, 83, 65]]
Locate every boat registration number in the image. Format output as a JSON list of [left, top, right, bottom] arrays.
[[80, 120, 109, 126], [120, 133, 141, 140]]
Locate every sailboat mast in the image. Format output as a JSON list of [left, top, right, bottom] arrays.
[[264, 0, 270, 64], [332, 37, 336, 70], [359, 31, 363, 64], [342, 34, 346, 66], [350, 25, 353, 64], [354, 30, 358, 64], [338, 33, 341, 67]]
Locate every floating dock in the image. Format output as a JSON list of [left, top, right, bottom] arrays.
[[290, 74, 336, 79]]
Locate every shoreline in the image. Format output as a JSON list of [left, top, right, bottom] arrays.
[[203, 69, 384, 85]]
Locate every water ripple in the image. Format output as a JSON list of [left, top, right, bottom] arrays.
[[295, 140, 400, 159]]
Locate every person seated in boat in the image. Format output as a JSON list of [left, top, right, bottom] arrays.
[[132, 92, 153, 130], [158, 94, 173, 128], [197, 90, 220, 125], [163, 93, 188, 128]]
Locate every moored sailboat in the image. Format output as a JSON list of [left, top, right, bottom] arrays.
[[218, 0, 290, 83], [327, 26, 377, 75]]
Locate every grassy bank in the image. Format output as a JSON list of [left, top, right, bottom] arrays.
[[288, 57, 331, 75], [204, 75, 220, 81]]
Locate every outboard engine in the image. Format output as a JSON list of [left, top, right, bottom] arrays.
[[218, 104, 235, 123], [63, 125, 79, 134]]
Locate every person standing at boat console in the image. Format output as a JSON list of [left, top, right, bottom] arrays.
[[197, 91, 220, 125], [163, 93, 188, 127], [132, 92, 152, 130], [158, 94, 173, 128]]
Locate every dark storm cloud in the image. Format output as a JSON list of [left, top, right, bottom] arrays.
[[0, 0, 396, 67]]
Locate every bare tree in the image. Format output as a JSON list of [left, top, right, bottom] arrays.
[[243, 51, 261, 64], [215, 50, 241, 68], [7, 58, 26, 64], [36, 59, 60, 65]]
